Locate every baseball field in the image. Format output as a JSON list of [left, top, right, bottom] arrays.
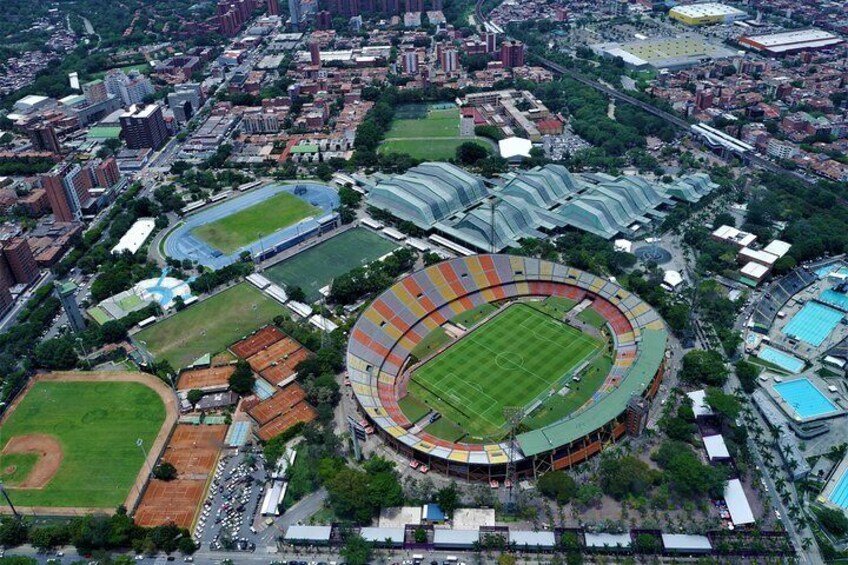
[[408, 304, 603, 439], [191, 191, 321, 254], [0, 375, 169, 509], [135, 283, 287, 369]]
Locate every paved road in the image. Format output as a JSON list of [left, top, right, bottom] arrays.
[[256, 488, 328, 547]]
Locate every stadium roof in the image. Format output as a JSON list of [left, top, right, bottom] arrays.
[[367, 162, 488, 229], [724, 479, 755, 525], [669, 3, 746, 20], [517, 328, 667, 456]]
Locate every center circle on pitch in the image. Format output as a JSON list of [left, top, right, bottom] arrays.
[[496, 352, 524, 370]]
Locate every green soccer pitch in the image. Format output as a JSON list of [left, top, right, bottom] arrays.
[[408, 304, 604, 439], [191, 191, 320, 254], [0, 380, 165, 508], [136, 283, 287, 369]]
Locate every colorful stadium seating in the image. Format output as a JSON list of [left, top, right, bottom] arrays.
[[346, 255, 665, 467]]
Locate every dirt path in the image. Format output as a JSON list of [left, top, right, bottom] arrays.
[[0, 371, 178, 517], [1, 434, 63, 488]]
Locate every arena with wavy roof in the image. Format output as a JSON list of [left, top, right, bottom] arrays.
[[346, 254, 668, 480]]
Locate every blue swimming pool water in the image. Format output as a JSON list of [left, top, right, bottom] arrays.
[[828, 468, 848, 509], [758, 345, 805, 374], [816, 264, 848, 279], [774, 378, 839, 420], [783, 301, 844, 347], [820, 290, 848, 313]]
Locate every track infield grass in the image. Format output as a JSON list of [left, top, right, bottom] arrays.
[[0, 381, 165, 507], [136, 283, 287, 369], [407, 304, 603, 440], [264, 228, 399, 302], [191, 191, 321, 254]]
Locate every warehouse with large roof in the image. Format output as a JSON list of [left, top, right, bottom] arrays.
[[366, 162, 718, 246], [346, 254, 668, 479]]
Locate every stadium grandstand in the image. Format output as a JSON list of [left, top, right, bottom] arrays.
[[749, 266, 819, 333], [346, 254, 668, 480], [365, 163, 718, 248]]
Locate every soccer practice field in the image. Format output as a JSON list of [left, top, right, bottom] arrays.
[[191, 191, 320, 254], [408, 304, 604, 439]]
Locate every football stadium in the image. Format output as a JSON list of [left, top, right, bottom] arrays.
[[347, 255, 668, 480]]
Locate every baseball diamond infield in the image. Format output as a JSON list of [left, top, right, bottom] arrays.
[[0, 372, 177, 515]]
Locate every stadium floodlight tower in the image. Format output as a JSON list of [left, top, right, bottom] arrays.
[[502, 406, 524, 508], [0, 481, 20, 519]]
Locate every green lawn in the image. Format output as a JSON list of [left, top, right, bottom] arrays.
[[0, 380, 165, 507], [379, 138, 490, 161], [385, 107, 461, 139], [398, 395, 430, 423], [451, 303, 498, 328], [264, 228, 399, 302], [191, 191, 321, 254], [578, 307, 608, 329], [529, 297, 577, 319], [408, 304, 604, 440], [409, 327, 451, 363], [136, 283, 287, 369], [524, 354, 613, 429]]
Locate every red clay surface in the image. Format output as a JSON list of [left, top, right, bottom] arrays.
[[257, 402, 317, 441], [134, 424, 227, 528], [230, 326, 285, 359], [248, 383, 307, 425], [0, 434, 63, 489], [259, 347, 311, 385], [247, 336, 302, 372], [177, 366, 235, 391]]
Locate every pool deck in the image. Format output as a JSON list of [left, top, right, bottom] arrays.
[[765, 375, 846, 424]]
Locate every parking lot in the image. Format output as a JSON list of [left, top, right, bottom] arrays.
[[197, 447, 267, 553]]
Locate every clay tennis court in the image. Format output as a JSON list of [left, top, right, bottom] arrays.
[[230, 325, 285, 359], [248, 383, 307, 425], [134, 424, 227, 528], [177, 365, 235, 391], [258, 402, 317, 441], [247, 336, 303, 372], [260, 347, 311, 385]]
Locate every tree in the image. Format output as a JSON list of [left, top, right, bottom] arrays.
[[705, 387, 741, 421], [0, 516, 29, 547], [735, 359, 760, 393], [598, 455, 656, 499], [288, 286, 307, 303], [228, 360, 255, 395], [679, 350, 728, 387], [436, 483, 460, 517], [422, 252, 442, 266], [34, 337, 78, 370], [537, 472, 578, 504], [187, 389, 204, 407], [153, 462, 178, 481], [327, 467, 372, 523], [633, 533, 660, 554], [101, 320, 128, 343], [817, 507, 848, 537], [653, 441, 727, 499], [456, 142, 488, 165], [340, 534, 372, 565]]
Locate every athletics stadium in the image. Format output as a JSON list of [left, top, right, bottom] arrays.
[[346, 255, 668, 480], [162, 183, 339, 269]]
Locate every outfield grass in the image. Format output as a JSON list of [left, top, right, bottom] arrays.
[[1, 380, 165, 507], [451, 304, 498, 328], [264, 228, 399, 302], [379, 138, 489, 161], [408, 304, 603, 439], [136, 283, 287, 369], [191, 191, 321, 254]]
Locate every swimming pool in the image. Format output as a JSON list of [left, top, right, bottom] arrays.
[[782, 301, 844, 347], [773, 378, 839, 420], [820, 290, 848, 312], [758, 345, 805, 374], [827, 468, 848, 509], [816, 264, 848, 279]]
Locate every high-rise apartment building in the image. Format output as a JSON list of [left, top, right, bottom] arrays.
[[119, 104, 170, 150]]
